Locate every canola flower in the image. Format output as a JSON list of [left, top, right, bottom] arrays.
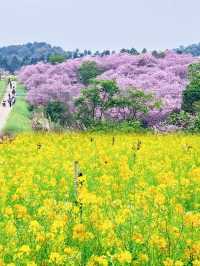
[[0, 133, 199, 265]]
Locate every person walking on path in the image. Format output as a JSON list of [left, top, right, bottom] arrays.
[[2, 100, 6, 107], [12, 88, 16, 96], [11, 96, 16, 105], [8, 78, 12, 89], [8, 97, 12, 108]]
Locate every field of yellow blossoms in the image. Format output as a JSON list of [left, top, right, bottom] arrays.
[[0, 133, 199, 266]]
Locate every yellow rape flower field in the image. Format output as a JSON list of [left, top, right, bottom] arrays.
[[0, 133, 199, 266]]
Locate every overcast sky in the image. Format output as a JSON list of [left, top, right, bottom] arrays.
[[1, 0, 200, 52]]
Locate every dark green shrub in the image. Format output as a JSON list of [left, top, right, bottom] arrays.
[[75, 80, 119, 127], [89, 120, 143, 133], [187, 113, 200, 132], [166, 110, 200, 132], [182, 85, 200, 113], [48, 54, 66, 64], [167, 110, 194, 128], [78, 61, 103, 85], [44, 101, 73, 126], [182, 63, 200, 113]]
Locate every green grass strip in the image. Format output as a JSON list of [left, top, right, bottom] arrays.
[[4, 84, 32, 134]]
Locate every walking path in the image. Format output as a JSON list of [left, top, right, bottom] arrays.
[[0, 85, 13, 133]]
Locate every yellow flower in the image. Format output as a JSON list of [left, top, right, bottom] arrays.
[[49, 177, 57, 187], [193, 260, 200, 266], [163, 258, 173, 266], [50, 216, 67, 233], [175, 260, 184, 266], [180, 178, 190, 186], [36, 232, 46, 243], [190, 168, 200, 183], [156, 172, 177, 187], [119, 158, 132, 180], [29, 220, 41, 233], [174, 203, 184, 215], [115, 208, 131, 225], [87, 255, 108, 266], [150, 234, 167, 250], [139, 253, 149, 263], [4, 207, 13, 216], [46, 232, 55, 241], [18, 245, 31, 256], [101, 232, 123, 248], [73, 224, 94, 241], [132, 233, 144, 244], [154, 192, 165, 206], [49, 252, 64, 264], [5, 221, 16, 236], [14, 204, 27, 218], [64, 246, 79, 257], [114, 250, 132, 264], [191, 242, 200, 257], [27, 262, 37, 266], [184, 212, 200, 227], [98, 219, 114, 232]]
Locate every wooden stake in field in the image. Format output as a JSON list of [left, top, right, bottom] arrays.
[[73, 160, 79, 199], [112, 136, 115, 145], [73, 160, 83, 222]]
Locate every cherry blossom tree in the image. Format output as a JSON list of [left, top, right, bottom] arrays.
[[18, 51, 198, 124]]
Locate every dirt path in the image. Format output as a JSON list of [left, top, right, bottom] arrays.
[[0, 85, 13, 133]]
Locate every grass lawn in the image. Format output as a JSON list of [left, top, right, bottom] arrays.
[[4, 84, 32, 134], [0, 79, 7, 102]]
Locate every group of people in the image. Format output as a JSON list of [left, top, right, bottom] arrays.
[[2, 79, 16, 108]]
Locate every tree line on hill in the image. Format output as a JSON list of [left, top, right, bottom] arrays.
[[0, 42, 66, 73], [1, 41, 200, 73], [175, 43, 200, 57]]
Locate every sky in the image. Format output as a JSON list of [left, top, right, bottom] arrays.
[[1, 0, 200, 52]]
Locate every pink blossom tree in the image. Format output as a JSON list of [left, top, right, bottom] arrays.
[[18, 51, 198, 124]]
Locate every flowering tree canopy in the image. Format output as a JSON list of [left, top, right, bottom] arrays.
[[18, 51, 198, 124]]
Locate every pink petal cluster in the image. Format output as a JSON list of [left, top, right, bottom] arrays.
[[19, 59, 82, 110], [18, 51, 198, 123]]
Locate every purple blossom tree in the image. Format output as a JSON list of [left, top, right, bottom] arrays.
[[18, 51, 198, 124]]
